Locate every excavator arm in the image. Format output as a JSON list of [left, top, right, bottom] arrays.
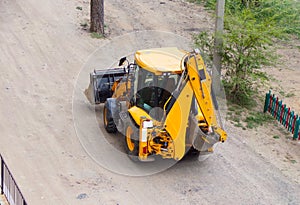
[[163, 50, 227, 160], [184, 51, 226, 141]]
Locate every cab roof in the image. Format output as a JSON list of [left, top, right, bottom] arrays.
[[134, 47, 188, 74]]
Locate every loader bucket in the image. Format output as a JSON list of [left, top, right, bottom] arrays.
[[84, 68, 127, 104]]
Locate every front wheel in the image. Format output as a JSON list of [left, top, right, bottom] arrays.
[[103, 105, 117, 133], [124, 124, 139, 161]]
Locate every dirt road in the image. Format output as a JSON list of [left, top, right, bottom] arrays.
[[0, 0, 299, 204]]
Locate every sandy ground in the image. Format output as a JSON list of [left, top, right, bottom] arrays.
[[0, 0, 300, 204]]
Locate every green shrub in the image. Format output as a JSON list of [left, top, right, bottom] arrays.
[[193, 0, 300, 107], [196, 0, 300, 37], [251, 0, 300, 38]]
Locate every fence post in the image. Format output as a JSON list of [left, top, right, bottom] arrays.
[[288, 111, 294, 132], [264, 90, 271, 113], [284, 106, 287, 125], [280, 104, 285, 123], [274, 97, 279, 119], [292, 115, 298, 134], [1, 154, 3, 195], [286, 108, 291, 128], [293, 118, 300, 140], [277, 100, 282, 121]]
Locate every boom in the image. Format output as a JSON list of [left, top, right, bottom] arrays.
[[164, 50, 227, 160]]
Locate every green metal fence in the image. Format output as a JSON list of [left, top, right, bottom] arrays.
[[264, 90, 300, 140]]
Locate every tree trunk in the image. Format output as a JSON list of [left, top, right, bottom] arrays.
[[90, 0, 104, 34]]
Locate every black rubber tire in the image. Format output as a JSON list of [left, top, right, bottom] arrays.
[[188, 146, 200, 156], [124, 123, 140, 161], [103, 105, 117, 133]]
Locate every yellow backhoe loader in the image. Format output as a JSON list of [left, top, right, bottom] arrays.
[[85, 47, 227, 161]]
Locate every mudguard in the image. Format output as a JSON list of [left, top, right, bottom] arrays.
[[105, 98, 119, 121]]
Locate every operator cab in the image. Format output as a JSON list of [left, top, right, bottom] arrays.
[[128, 47, 187, 121], [132, 65, 180, 120]]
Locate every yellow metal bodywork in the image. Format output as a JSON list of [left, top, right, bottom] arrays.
[[112, 81, 126, 98], [134, 47, 187, 75], [164, 81, 193, 160], [128, 106, 151, 126], [126, 126, 135, 152]]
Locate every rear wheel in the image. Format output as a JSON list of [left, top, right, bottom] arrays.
[[103, 105, 117, 133], [188, 146, 200, 157], [182, 146, 200, 161], [124, 124, 139, 161]]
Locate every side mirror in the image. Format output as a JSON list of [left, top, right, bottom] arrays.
[[118, 57, 127, 66]]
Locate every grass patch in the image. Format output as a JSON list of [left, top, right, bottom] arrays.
[[245, 111, 274, 129], [234, 122, 244, 128], [228, 106, 237, 112], [279, 90, 285, 96], [91, 32, 104, 39], [273, 135, 280, 139], [285, 93, 295, 98], [226, 89, 279, 131], [80, 22, 88, 28], [76, 6, 82, 10], [232, 116, 240, 123], [278, 126, 291, 135]]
